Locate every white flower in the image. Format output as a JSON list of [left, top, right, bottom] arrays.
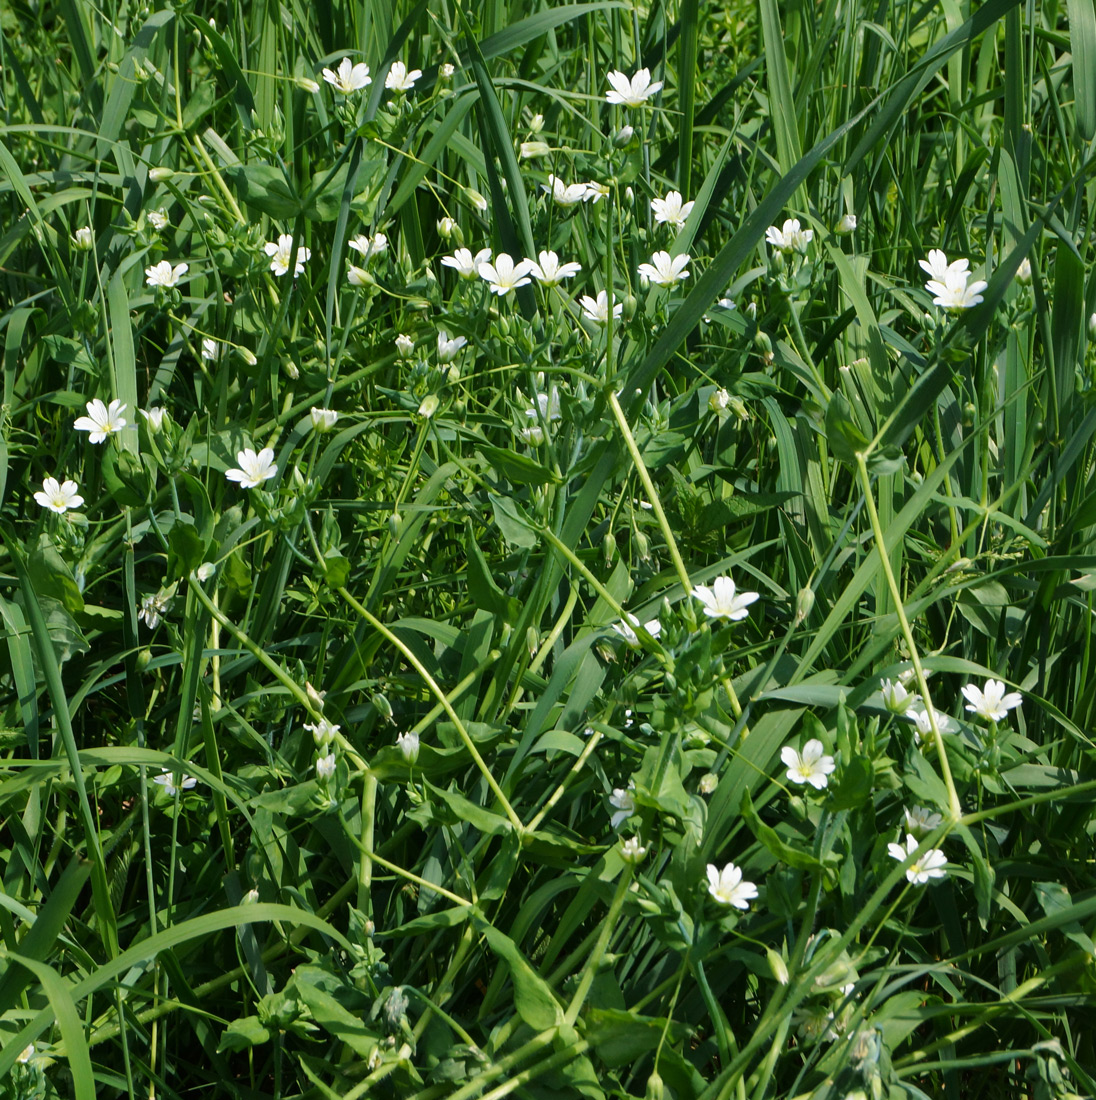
[[918, 249, 969, 283], [437, 216, 457, 239], [34, 476, 84, 514], [310, 407, 338, 431], [605, 68, 663, 106], [909, 706, 958, 741], [418, 394, 439, 419], [316, 753, 337, 779], [442, 246, 491, 278], [196, 562, 216, 581], [305, 717, 340, 747], [140, 407, 166, 432], [322, 57, 371, 94], [706, 862, 758, 909], [528, 250, 581, 286], [925, 269, 987, 311], [264, 233, 311, 277], [709, 389, 731, 413], [395, 333, 415, 358], [835, 213, 857, 234], [609, 784, 635, 828], [520, 425, 545, 446], [73, 226, 94, 250], [520, 141, 551, 159], [225, 447, 278, 488], [638, 250, 690, 287], [440, 63, 455, 79], [437, 330, 467, 362], [153, 769, 197, 796], [765, 218, 813, 254], [349, 232, 387, 260], [16, 1044, 35, 1064], [243, 887, 260, 903], [611, 613, 661, 648], [385, 61, 421, 92], [651, 191, 694, 228], [1016, 257, 1032, 284], [74, 398, 128, 443], [690, 575, 759, 621], [138, 591, 170, 629], [544, 174, 588, 206], [903, 805, 943, 837], [880, 677, 919, 714], [619, 836, 647, 863], [583, 181, 610, 204], [477, 253, 534, 296], [524, 385, 561, 425], [147, 208, 169, 230], [397, 730, 420, 763], [887, 833, 948, 884], [347, 265, 373, 286], [780, 739, 836, 790], [201, 337, 223, 361], [145, 260, 189, 288], [961, 678, 1023, 722], [579, 290, 622, 325]]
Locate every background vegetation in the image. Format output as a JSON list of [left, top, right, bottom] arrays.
[[1, 0, 1096, 1096]]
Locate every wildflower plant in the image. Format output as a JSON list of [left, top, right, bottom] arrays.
[[2, 2, 1095, 1099]]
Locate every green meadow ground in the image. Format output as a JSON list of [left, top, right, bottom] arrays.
[[2, 0, 1096, 1097]]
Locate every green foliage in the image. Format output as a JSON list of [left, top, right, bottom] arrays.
[[2, 0, 1096, 1097]]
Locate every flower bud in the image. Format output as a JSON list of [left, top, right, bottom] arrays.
[[306, 681, 326, 712], [709, 388, 731, 414], [613, 124, 634, 148], [644, 1071, 664, 1100], [766, 947, 790, 984], [436, 216, 456, 239], [634, 529, 650, 561], [603, 530, 617, 568], [295, 76, 320, 93], [439, 63, 455, 80], [835, 213, 857, 235], [397, 730, 420, 763], [619, 836, 647, 864], [388, 511, 402, 537], [238, 347, 258, 367], [529, 113, 544, 133], [1089, 312, 1096, 338], [73, 226, 94, 251], [699, 773, 718, 795], [371, 692, 394, 722], [520, 141, 551, 159], [754, 330, 773, 361], [622, 294, 637, 321], [149, 167, 174, 182], [243, 888, 260, 903], [395, 333, 415, 358], [795, 587, 815, 624], [1016, 257, 1032, 284], [464, 187, 488, 213], [418, 393, 439, 419]]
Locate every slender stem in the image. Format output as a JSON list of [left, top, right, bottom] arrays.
[[336, 586, 524, 833], [854, 453, 961, 819], [526, 729, 602, 833], [563, 865, 632, 1026]]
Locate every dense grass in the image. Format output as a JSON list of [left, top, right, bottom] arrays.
[[2, 0, 1096, 1097]]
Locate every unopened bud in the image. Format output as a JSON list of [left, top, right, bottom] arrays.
[[645, 1070, 664, 1100], [699, 773, 717, 795], [634, 529, 650, 561], [395, 333, 415, 358], [795, 587, 814, 624], [388, 511, 402, 537], [149, 167, 174, 182], [614, 124, 634, 148], [306, 681, 326, 712], [835, 213, 857, 235], [603, 530, 617, 568], [1015, 257, 1032, 284], [766, 947, 789, 985], [622, 294, 637, 321], [526, 626, 539, 658], [418, 394, 439, 419], [1089, 312, 1096, 338], [238, 347, 258, 367], [371, 692, 394, 722], [295, 76, 321, 93], [73, 226, 94, 251]]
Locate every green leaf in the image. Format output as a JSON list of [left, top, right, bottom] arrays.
[[167, 519, 207, 577], [224, 163, 303, 219], [467, 531, 515, 618], [740, 788, 824, 872], [27, 538, 84, 615], [481, 443, 559, 486], [825, 392, 869, 465], [218, 1015, 271, 1052], [827, 755, 873, 811], [490, 493, 538, 549], [475, 916, 563, 1031]]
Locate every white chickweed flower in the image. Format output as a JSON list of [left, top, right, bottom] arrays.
[[437, 330, 467, 362], [305, 717, 340, 747], [638, 250, 690, 287], [609, 784, 635, 829], [138, 591, 170, 630], [579, 290, 622, 325], [315, 753, 337, 780], [310, 407, 338, 432], [651, 191, 694, 229], [528, 250, 581, 286], [74, 398, 128, 443], [147, 208, 169, 230], [140, 407, 166, 432], [780, 739, 836, 790], [477, 253, 534, 296], [619, 835, 648, 863], [322, 57, 371, 94], [544, 174, 588, 206], [880, 677, 919, 714], [706, 862, 759, 909], [225, 448, 278, 488], [73, 226, 94, 250], [442, 246, 492, 278], [349, 232, 387, 260], [385, 61, 422, 92], [583, 181, 610, 204], [835, 213, 858, 234], [201, 337, 223, 361], [397, 730, 420, 763], [887, 833, 948, 884], [1016, 257, 1032, 284], [909, 706, 958, 741], [395, 333, 415, 358], [153, 769, 197, 796], [611, 613, 661, 648], [903, 805, 943, 837], [690, 575, 759, 621], [961, 678, 1023, 722], [766, 219, 813, 254], [34, 476, 84, 514], [919, 249, 969, 283], [145, 260, 189, 288], [264, 233, 311, 277], [925, 269, 987, 311], [605, 68, 663, 107]]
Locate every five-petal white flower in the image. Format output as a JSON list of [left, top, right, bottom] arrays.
[[766, 219, 814, 254], [305, 717, 340, 747], [528, 250, 581, 286], [780, 739, 836, 789], [579, 290, 622, 325], [925, 269, 987, 311], [611, 613, 662, 647], [322, 57, 371, 94], [961, 678, 1023, 722], [397, 730, 420, 763], [34, 476, 84, 514], [437, 330, 467, 362], [225, 448, 278, 488], [609, 784, 635, 828], [477, 253, 534, 296], [310, 407, 339, 431], [651, 190, 694, 229], [385, 61, 422, 92], [880, 678, 919, 714], [903, 805, 943, 837], [315, 753, 337, 779], [706, 862, 758, 909], [690, 575, 759, 621], [153, 769, 198, 796], [887, 833, 948, 884], [909, 706, 958, 741], [638, 250, 690, 287], [544, 174, 588, 206], [145, 260, 189, 288], [74, 398, 128, 443], [605, 68, 663, 107], [442, 246, 492, 278], [349, 232, 387, 261], [264, 233, 311, 277]]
